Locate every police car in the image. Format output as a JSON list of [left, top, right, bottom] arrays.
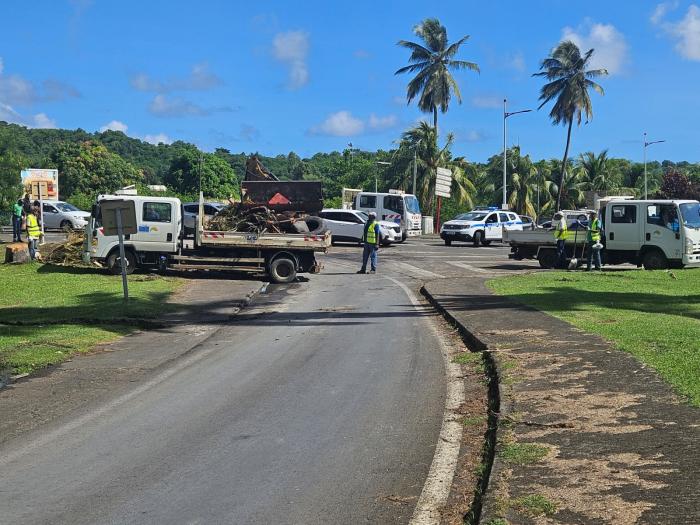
[[440, 207, 524, 246]]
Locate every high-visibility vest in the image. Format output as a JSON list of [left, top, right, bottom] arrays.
[[366, 221, 378, 245], [588, 218, 601, 242], [554, 219, 567, 240], [26, 213, 40, 239]]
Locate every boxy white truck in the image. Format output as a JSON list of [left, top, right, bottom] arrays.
[[351, 190, 422, 241], [506, 199, 700, 270], [84, 194, 330, 283]]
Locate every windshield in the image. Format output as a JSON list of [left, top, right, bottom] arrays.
[[55, 202, 80, 212], [404, 195, 420, 214], [680, 202, 700, 228], [357, 211, 369, 221], [455, 212, 487, 221]]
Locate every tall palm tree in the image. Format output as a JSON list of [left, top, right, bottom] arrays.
[[578, 150, 614, 192], [395, 18, 479, 136], [533, 40, 607, 211]]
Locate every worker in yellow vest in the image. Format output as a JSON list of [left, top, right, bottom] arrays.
[[358, 212, 381, 274], [553, 212, 568, 268], [25, 205, 41, 260], [586, 210, 603, 271]]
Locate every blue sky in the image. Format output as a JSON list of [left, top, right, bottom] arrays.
[[1, 0, 699, 163]]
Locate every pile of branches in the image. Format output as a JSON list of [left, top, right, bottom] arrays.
[[208, 205, 297, 234], [40, 232, 94, 266]]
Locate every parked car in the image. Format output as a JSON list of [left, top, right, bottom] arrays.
[[41, 201, 91, 230], [440, 208, 523, 246], [182, 202, 226, 234], [319, 209, 401, 245], [520, 215, 536, 230]]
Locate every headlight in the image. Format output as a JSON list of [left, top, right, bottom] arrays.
[[686, 239, 695, 255]]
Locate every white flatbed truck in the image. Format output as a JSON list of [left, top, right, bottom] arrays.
[[85, 193, 330, 283]]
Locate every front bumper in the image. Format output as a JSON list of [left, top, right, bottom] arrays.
[[441, 230, 472, 241], [682, 253, 700, 265]]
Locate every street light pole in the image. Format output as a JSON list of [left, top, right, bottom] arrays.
[[376, 161, 391, 193], [503, 99, 532, 210], [643, 132, 666, 199]]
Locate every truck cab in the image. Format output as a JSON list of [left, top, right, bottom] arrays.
[[353, 190, 421, 241]]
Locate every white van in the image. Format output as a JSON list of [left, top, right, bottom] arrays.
[[353, 190, 422, 241]]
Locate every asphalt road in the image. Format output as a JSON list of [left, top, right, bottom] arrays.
[[0, 248, 448, 524]]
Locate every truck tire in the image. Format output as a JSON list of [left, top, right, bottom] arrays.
[[481, 240, 492, 246], [473, 230, 484, 247], [107, 250, 136, 275], [538, 250, 558, 269], [399, 231, 407, 243], [444, 239, 452, 246], [303, 216, 327, 235], [642, 249, 668, 270], [292, 220, 310, 234], [269, 257, 297, 283]]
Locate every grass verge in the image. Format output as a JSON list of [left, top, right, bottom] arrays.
[[488, 269, 700, 406], [0, 263, 181, 374]]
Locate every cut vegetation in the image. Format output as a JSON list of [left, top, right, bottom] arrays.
[[488, 269, 700, 406], [0, 263, 181, 374]]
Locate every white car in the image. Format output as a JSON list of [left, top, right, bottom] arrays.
[[182, 202, 226, 234], [440, 208, 523, 246], [41, 201, 91, 230], [319, 209, 401, 245]]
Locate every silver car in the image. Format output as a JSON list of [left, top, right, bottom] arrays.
[[41, 201, 91, 230], [182, 202, 226, 234]]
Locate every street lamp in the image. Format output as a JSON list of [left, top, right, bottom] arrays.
[[503, 98, 532, 210], [376, 161, 390, 193], [643, 132, 666, 199]]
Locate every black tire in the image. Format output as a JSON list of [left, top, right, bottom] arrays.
[[303, 216, 327, 235], [444, 239, 452, 246], [481, 240, 492, 246], [292, 220, 310, 234], [538, 250, 558, 269], [399, 231, 407, 243], [269, 257, 297, 283], [60, 220, 73, 232], [642, 250, 668, 270], [473, 230, 483, 247], [107, 250, 136, 275]]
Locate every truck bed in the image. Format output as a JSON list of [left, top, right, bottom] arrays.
[[197, 229, 331, 252], [505, 229, 587, 245]]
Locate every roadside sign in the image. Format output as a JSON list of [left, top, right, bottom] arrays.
[[21, 169, 59, 200], [435, 167, 452, 198], [99, 199, 137, 301]]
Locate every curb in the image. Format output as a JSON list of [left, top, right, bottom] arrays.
[[420, 284, 509, 525]]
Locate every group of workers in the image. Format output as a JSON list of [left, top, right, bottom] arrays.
[[11, 194, 43, 260], [553, 210, 603, 271]]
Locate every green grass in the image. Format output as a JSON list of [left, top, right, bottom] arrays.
[[500, 442, 550, 465], [512, 494, 557, 517], [488, 269, 700, 406], [0, 263, 181, 374]]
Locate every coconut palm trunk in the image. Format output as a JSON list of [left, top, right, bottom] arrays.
[[556, 118, 573, 212]]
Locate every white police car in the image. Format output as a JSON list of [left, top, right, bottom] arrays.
[[440, 207, 523, 246]]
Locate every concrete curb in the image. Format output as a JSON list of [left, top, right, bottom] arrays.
[[420, 284, 509, 525]]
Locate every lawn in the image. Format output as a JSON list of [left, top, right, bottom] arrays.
[[0, 263, 182, 374], [487, 269, 700, 406]]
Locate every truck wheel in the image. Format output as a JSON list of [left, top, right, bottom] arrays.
[[642, 250, 668, 270], [269, 257, 297, 283], [399, 231, 407, 243], [107, 250, 136, 275], [473, 231, 483, 247], [444, 239, 452, 246], [481, 240, 492, 246], [538, 250, 558, 269]]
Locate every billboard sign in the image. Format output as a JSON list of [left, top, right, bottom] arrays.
[[435, 167, 452, 198], [21, 169, 59, 200]]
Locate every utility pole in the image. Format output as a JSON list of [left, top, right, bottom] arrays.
[[503, 98, 532, 210], [643, 132, 666, 199]]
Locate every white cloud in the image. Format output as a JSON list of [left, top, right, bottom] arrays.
[[368, 113, 398, 130], [659, 5, 700, 60], [32, 113, 56, 129], [353, 49, 371, 59], [465, 130, 486, 142], [561, 21, 628, 74], [310, 110, 364, 136], [148, 94, 232, 117], [472, 95, 503, 109], [0, 102, 56, 128], [272, 30, 310, 89], [508, 51, 526, 72], [130, 63, 223, 92], [143, 133, 172, 145], [0, 57, 79, 105], [651, 1, 679, 24], [99, 119, 128, 133]]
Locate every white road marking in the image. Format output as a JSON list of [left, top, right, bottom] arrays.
[[446, 260, 506, 274], [390, 261, 445, 279]]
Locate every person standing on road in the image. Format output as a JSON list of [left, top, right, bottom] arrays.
[[12, 199, 24, 242], [25, 205, 41, 260], [586, 211, 603, 271], [553, 212, 568, 268], [357, 211, 381, 274]]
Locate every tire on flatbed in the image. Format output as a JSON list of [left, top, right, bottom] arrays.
[[269, 256, 297, 283]]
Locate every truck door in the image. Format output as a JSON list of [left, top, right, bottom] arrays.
[[382, 195, 404, 226], [645, 203, 682, 260], [134, 201, 177, 251], [485, 213, 501, 239], [605, 203, 640, 251]]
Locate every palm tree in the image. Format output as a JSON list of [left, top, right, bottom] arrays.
[[578, 150, 614, 191], [395, 18, 479, 136], [533, 40, 608, 211]]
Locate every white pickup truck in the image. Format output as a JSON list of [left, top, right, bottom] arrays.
[[85, 194, 330, 283], [506, 199, 700, 269]]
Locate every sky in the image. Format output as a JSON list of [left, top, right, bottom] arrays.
[[1, 0, 699, 163]]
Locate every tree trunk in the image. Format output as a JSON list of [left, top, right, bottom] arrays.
[[433, 106, 438, 137], [556, 119, 574, 212]]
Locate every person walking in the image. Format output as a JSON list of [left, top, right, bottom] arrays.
[[553, 212, 568, 268], [586, 211, 603, 271], [25, 205, 41, 260], [12, 199, 24, 242], [357, 212, 381, 274]]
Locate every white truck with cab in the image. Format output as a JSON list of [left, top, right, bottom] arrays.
[[506, 199, 700, 269], [85, 194, 330, 283], [352, 190, 422, 241], [440, 207, 524, 246]]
